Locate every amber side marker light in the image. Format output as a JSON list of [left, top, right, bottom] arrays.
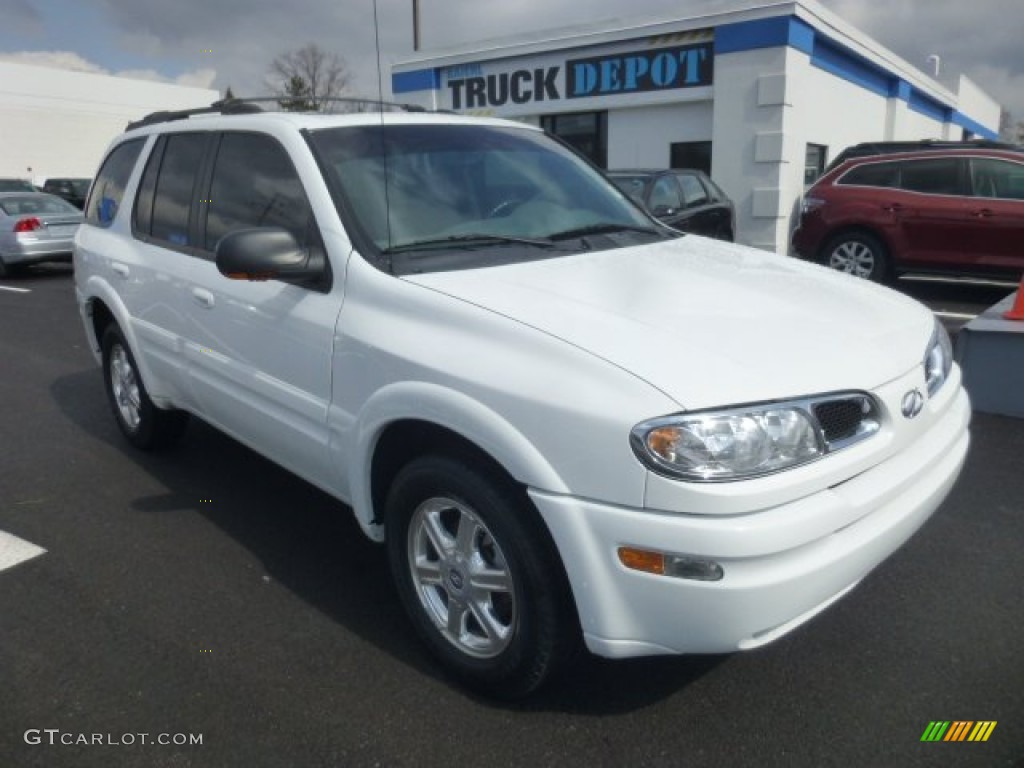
[[618, 547, 724, 582]]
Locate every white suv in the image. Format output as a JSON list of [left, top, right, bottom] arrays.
[[74, 101, 970, 697]]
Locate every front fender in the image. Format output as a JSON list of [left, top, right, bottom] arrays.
[[346, 381, 570, 541]]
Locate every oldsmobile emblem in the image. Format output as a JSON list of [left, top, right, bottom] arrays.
[[901, 389, 925, 419]]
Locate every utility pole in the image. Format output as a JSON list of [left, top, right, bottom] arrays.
[[413, 0, 420, 51]]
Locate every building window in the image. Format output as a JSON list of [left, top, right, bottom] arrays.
[[670, 142, 712, 175], [805, 143, 828, 186], [541, 112, 607, 168]]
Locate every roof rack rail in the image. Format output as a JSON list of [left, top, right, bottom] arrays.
[[126, 95, 430, 131]]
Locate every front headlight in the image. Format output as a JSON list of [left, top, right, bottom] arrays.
[[924, 318, 953, 397], [631, 393, 880, 482]]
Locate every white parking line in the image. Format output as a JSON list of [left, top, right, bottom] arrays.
[[0, 530, 46, 572], [0, 285, 31, 293], [933, 311, 979, 321]]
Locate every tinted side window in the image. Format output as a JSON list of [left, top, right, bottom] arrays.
[[84, 139, 144, 227], [648, 176, 683, 211], [898, 158, 963, 195], [204, 133, 315, 251], [970, 158, 1024, 200], [838, 161, 899, 188], [149, 133, 207, 246], [677, 174, 709, 208], [133, 136, 164, 237]]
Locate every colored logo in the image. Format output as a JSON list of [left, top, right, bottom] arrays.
[[920, 721, 997, 742]]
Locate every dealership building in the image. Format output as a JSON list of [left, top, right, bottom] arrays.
[[392, 0, 1001, 253], [0, 60, 218, 186]]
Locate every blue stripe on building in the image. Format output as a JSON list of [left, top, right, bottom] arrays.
[[717, 14, 992, 137], [810, 38, 891, 98], [715, 17, 814, 56], [392, 68, 440, 94]]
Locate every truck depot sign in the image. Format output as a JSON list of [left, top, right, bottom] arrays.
[[445, 42, 713, 110]]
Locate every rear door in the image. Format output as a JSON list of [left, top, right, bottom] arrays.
[[127, 131, 213, 407], [675, 171, 729, 238], [893, 157, 975, 271]]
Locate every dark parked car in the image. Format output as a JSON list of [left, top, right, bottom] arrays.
[[42, 177, 91, 209], [793, 149, 1024, 281], [825, 139, 1023, 173], [607, 169, 735, 241]]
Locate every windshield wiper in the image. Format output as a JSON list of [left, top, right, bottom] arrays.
[[548, 223, 665, 240], [383, 233, 555, 254]]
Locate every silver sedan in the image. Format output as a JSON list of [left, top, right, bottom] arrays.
[[0, 192, 83, 277]]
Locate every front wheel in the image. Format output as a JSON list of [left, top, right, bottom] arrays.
[[821, 231, 889, 282], [385, 455, 576, 698], [101, 325, 188, 450]]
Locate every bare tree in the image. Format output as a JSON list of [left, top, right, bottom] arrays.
[[998, 107, 1014, 141], [266, 43, 354, 112]]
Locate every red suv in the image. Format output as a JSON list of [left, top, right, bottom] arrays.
[[793, 149, 1024, 281]]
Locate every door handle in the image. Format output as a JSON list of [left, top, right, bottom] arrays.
[[971, 208, 995, 218], [881, 203, 903, 213], [191, 287, 215, 308], [111, 262, 129, 278]]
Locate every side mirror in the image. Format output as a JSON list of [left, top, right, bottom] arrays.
[[650, 205, 675, 218], [215, 227, 326, 284]]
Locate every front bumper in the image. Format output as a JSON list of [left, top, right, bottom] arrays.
[[531, 382, 970, 658]]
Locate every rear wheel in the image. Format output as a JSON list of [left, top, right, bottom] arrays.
[[821, 231, 889, 282], [101, 325, 188, 450], [385, 454, 576, 699]]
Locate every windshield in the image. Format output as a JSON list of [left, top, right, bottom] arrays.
[[310, 123, 669, 272]]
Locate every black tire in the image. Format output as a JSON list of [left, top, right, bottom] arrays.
[[820, 231, 890, 282], [385, 454, 577, 699], [101, 325, 188, 450], [0, 256, 9, 278]]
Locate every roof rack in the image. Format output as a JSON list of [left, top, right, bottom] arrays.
[[126, 96, 430, 132]]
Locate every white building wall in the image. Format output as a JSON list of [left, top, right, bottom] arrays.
[[607, 102, 713, 169], [711, 46, 798, 252], [794, 60, 890, 159], [888, 107, 948, 140], [0, 62, 218, 184], [956, 75, 1000, 135]]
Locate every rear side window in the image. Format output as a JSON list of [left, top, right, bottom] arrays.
[[898, 158, 963, 195], [204, 133, 315, 251], [838, 161, 899, 188], [84, 139, 144, 227], [148, 133, 208, 246]]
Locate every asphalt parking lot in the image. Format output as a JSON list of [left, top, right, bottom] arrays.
[[1, 264, 1022, 768]]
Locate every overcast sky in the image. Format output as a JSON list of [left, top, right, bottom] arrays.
[[1, 0, 1021, 124]]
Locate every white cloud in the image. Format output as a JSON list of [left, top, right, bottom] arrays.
[[0, 50, 216, 90], [0, 50, 106, 74]]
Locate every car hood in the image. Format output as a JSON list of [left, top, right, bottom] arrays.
[[403, 237, 933, 410]]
